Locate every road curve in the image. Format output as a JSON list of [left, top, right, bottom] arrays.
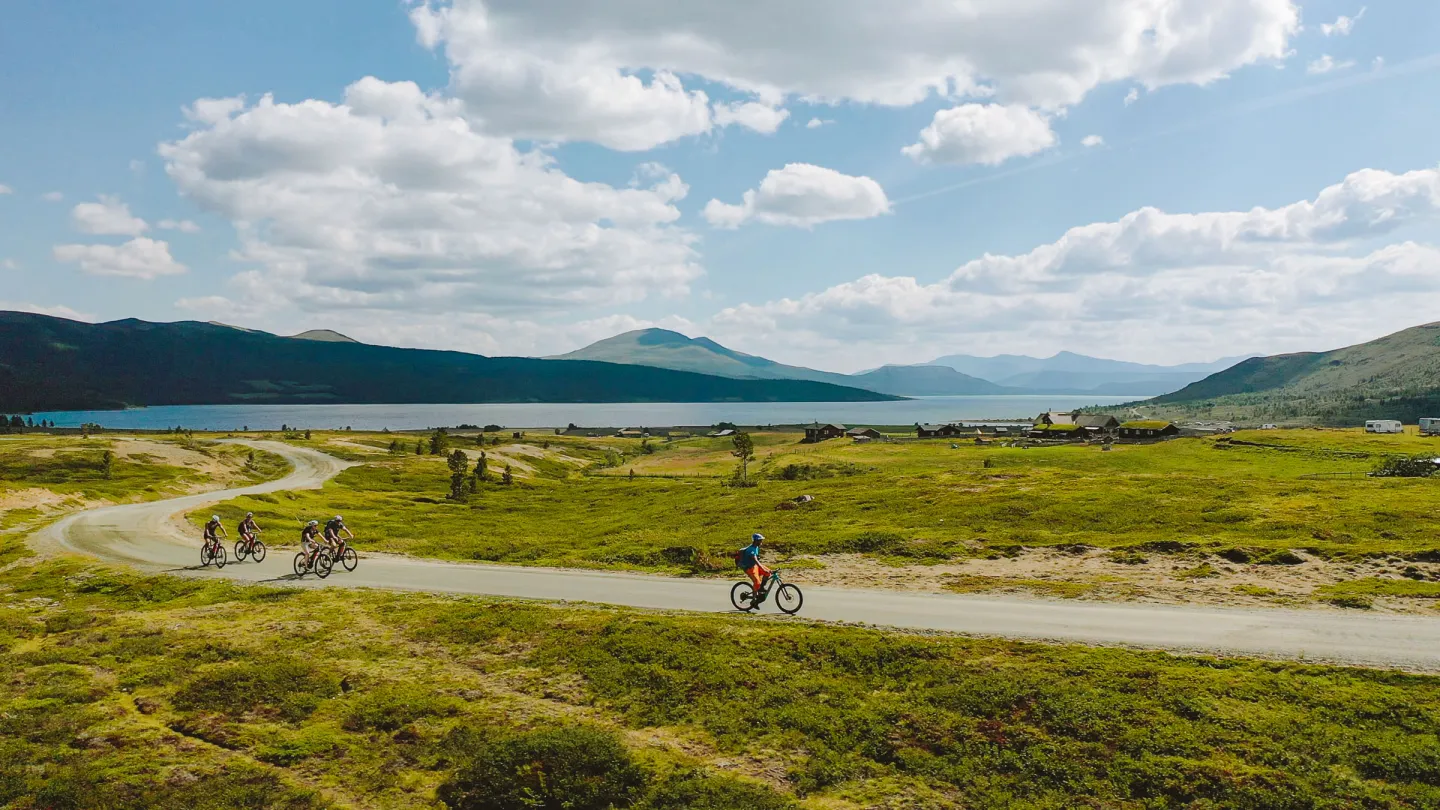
[[32, 441, 1440, 671]]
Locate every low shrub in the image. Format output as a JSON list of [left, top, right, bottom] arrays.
[[1257, 550, 1305, 566], [342, 684, 462, 732], [643, 770, 796, 809], [172, 656, 339, 722], [437, 725, 648, 810]]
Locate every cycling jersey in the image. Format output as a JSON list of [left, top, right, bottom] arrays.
[[204, 520, 222, 540], [239, 518, 258, 536], [324, 519, 345, 537], [737, 543, 761, 570]]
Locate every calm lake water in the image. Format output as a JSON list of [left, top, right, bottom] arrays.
[[34, 396, 1143, 431]]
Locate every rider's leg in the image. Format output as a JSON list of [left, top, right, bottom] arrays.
[[746, 565, 764, 592]]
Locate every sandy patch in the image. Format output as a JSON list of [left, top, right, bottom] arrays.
[[111, 439, 246, 488], [459, 448, 536, 477], [0, 488, 69, 512], [780, 549, 1440, 614]]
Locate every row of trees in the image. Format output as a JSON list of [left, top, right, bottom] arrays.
[[447, 449, 513, 500], [0, 416, 46, 433]]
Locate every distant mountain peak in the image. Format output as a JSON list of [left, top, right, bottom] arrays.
[[291, 329, 360, 344]]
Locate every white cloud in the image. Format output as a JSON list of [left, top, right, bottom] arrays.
[[0, 184, 12, 195], [157, 218, 201, 233], [805, 118, 834, 129], [184, 96, 247, 126], [1307, 54, 1355, 75], [1321, 7, 1365, 37], [1081, 135, 1105, 148], [1124, 88, 1140, 106], [41, 191, 63, 202], [158, 78, 700, 316], [1372, 56, 1385, 70], [1, 259, 17, 271], [0, 301, 94, 322], [411, 0, 1299, 149], [712, 101, 790, 134], [903, 104, 1057, 166], [71, 195, 149, 236], [708, 166, 1440, 369], [53, 237, 187, 279], [703, 163, 890, 229]]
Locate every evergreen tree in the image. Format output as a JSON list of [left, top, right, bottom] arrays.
[[474, 451, 488, 482], [304, 429, 312, 440], [502, 463, 514, 485], [101, 449, 114, 480], [415, 440, 424, 455], [430, 428, 450, 455], [447, 449, 470, 500]]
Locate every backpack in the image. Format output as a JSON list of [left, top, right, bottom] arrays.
[[733, 549, 746, 570]]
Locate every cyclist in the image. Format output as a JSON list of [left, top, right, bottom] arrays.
[[737, 533, 771, 600], [203, 515, 227, 549], [237, 511, 261, 552], [300, 519, 323, 564], [323, 514, 354, 553]]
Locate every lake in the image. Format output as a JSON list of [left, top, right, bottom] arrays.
[[33, 396, 1145, 432]]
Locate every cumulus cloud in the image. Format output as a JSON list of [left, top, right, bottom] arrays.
[[1307, 54, 1355, 75], [711, 101, 790, 134], [41, 191, 63, 202], [0, 184, 12, 195], [1082, 135, 1105, 148], [703, 163, 890, 229], [1124, 88, 1140, 106], [903, 104, 1057, 166], [158, 77, 700, 316], [1321, 7, 1365, 37], [53, 237, 186, 279], [158, 219, 201, 233], [410, 0, 1299, 149], [805, 118, 834, 129], [71, 196, 148, 236], [708, 166, 1440, 369]]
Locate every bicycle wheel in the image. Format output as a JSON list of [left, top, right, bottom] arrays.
[[214, 545, 227, 569], [775, 583, 803, 615], [340, 547, 357, 572], [315, 552, 334, 579], [730, 582, 757, 612], [233, 540, 248, 562], [201, 544, 212, 567], [251, 541, 267, 563], [293, 552, 308, 578]]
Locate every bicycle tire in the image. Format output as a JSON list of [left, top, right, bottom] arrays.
[[201, 544, 211, 567], [251, 541, 267, 563], [730, 582, 757, 612], [214, 545, 227, 569], [293, 552, 308, 578], [340, 547, 357, 572], [776, 583, 803, 615], [233, 540, 248, 562], [315, 552, 334, 579]]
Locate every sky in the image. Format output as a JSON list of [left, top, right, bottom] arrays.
[[2, 1, 1439, 373]]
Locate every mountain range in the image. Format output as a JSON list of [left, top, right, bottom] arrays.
[[1148, 321, 1440, 424], [0, 313, 895, 412], [556, 329, 1246, 396]]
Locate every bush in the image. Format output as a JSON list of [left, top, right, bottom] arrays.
[[342, 684, 462, 732], [172, 657, 338, 723], [642, 771, 795, 810], [1373, 455, 1439, 478], [1257, 550, 1305, 566], [437, 726, 647, 810]]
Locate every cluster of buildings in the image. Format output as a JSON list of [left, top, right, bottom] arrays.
[[801, 411, 1179, 444]]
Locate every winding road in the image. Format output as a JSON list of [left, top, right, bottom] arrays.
[[32, 441, 1440, 671]]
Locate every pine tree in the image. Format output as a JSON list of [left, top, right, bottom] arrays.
[[415, 441, 424, 455], [430, 428, 450, 455], [502, 464, 514, 485], [447, 449, 470, 501], [474, 451, 488, 483], [101, 449, 114, 480]]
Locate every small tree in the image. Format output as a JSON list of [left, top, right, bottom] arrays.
[[474, 451, 488, 483], [447, 449, 470, 500], [100, 449, 114, 480], [246, 450, 257, 470], [731, 431, 755, 483], [502, 464, 513, 485], [415, 441, 424, 455], [428, 428, 450, 455]]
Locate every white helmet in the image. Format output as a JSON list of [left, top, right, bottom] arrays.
[[308, 520, 319, 526], [333, 515, 343, 522], [210, 515, 219, 522], [245, 512, 254, 519]]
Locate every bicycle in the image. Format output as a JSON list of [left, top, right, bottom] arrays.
[[200, 535, 227, 569], [293, 545, 334, 579], [234, 530, 267, 563], [731, 568, 802, 614], [327, 535, 358, 572]]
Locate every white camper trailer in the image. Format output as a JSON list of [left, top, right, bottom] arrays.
[[1365, 419, 1404, 434], [1420, 418, 1440, 436]]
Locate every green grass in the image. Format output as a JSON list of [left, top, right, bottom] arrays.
[[196, 428, 1440, 572], [3, 543, 1440, 809]]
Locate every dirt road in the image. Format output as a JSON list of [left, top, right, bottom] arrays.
[[32, 441, 1440, 671]]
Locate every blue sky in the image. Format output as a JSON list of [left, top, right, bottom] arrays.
[[2, 1, 1439, 371]]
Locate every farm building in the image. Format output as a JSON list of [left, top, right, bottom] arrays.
[[1027, 424, 1084, 439], [917, 423, 964, 438], [615, 428, 649, 438], [1074, 414, 1121, 434], [804, 423, 847, 442], [709, 429, 735, 438], [1034, 411, 1079, 426], [1365, 420, 1403, 434], [847, 427, 882, 440], [1117, 420, 1179, 439]]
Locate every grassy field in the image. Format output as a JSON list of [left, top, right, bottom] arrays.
[[196, 428, 1440, 574], [4, 544, 1440, 809]]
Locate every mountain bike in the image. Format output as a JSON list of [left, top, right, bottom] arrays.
[[200, 535, 227, 569], [329, 536, 358, 572], [293, 546, 333, 579], [731, 569, 802, 614], [234, 531, 267, 563]]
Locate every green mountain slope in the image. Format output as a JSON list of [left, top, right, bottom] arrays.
[[0, 313, 898, 412], [1149, 321, 1440, 424], [554, 328, 1005, 395]]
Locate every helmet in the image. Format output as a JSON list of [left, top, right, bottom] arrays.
[[334, 515, 343, 522], [245, 512, 254, 519], [210, 515, 219, 522], [308, 520, 319, 526], [751, 533, 765, 542]]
